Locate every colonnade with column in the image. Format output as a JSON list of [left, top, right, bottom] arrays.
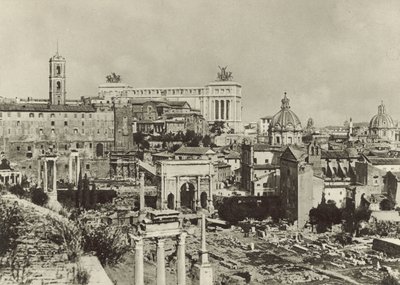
[[132, 232, 187, 285], [0, 171, 22, 185], [214, 99, 232, 121]]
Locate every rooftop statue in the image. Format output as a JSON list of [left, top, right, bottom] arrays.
[[106, 72, 121, 83], [217, 66, 233, 81]]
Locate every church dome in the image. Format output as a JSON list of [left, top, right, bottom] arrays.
[[270, 93, 302, 132], [369, 101, 395, 129]]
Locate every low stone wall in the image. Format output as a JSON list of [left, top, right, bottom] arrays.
[[373, 238, 400, 256], [80, 256, 114, 285]]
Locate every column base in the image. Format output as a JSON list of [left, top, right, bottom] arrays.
[[192, 262, 213, 285]]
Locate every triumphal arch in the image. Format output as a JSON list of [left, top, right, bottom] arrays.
[[159, 160, 214, 212]]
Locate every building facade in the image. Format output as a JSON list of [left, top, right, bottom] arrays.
[[0, 52, 114, 184], [98, 70, 242, 132]]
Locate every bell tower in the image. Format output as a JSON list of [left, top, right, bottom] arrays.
[[49, 49, 66, 105]]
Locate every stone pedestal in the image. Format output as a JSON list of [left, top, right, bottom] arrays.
[[193, 262, 213, 285], [193, 214, 213, 285]]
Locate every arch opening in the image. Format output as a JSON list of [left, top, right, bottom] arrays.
[[180, 182, 195, 209]]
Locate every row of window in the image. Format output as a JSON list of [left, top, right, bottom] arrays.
[[0, 112, 112, 120], [6, 128, 113, 136]]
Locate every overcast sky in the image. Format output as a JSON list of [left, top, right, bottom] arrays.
[[1, 0, 400, 126]]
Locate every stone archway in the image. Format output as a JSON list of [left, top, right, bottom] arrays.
[[200, 192, 208, 209], [180, 182, 195, 209], [167, 193, 175, 210]]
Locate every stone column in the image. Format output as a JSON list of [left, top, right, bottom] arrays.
[[68, 156, 73, 183], [76, 156, 80, 183], [160, 165, 165, 210], [53, 160, 57, 192], [196, 176, 201, 209], [177, 232, 187, 285], [134, 237, 144, 285], [139, 172, 145, 210], [37, 159, 41, 187], [176, 176, 181, 209], [43, 160, 48, 192], [156, 238, 166, 285]]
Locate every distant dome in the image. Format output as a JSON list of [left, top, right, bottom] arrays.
[[270, 93, 302, 132], [369, 101, 394, 129]]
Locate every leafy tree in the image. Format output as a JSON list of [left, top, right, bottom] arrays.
[[31, 187, 49, 206], [187, 135, 202, 147], [183, 130, 196, 144], [202, 135, 212, 147], [133, 131, 144, 146], [310, 200, 342, 233], [9, 184, 26, 198], [142, 140, 150, 150], [0, 158, 11, 170]]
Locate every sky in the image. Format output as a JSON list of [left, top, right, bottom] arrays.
[[1, 0, 400, 127]]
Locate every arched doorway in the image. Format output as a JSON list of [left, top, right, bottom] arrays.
[[167, 193, 175, 210], [96, 143, 104, 157], [180, 182, 195, 209], [200, 192, 208, 209]]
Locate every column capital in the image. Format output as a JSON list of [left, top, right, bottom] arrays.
[[156, 238, 166, 248], [177, 232, 187, 246]]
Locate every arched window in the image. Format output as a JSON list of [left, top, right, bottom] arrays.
[[38, 113, 43, 118], [56, 81, 61, 90], [29, 113, 34, 118], [56, 65, 61, 75]]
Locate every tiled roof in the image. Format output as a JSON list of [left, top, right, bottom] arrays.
[[321, 148, 359, 159], [174, 146, 215, 155], [253, 143, 280, 152], [0, 103, 95, 112], [367, 157, 400, 165], [286, 145, 307, 161], [225, 151, 240, 159], [214, 161, 231, 168]]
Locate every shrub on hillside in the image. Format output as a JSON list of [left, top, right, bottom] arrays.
[[0, 199, 24, 255], [381, 274, 400, 285], [31, 187, 48, 206], [76, 264, 90, 285], [47, 215, 82, 262], [9, 184, 27, 198], [81, 224, 130, 266]]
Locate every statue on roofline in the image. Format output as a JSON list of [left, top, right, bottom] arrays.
[[217, 66, 233, 81], [106, 72, 121, 83]]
